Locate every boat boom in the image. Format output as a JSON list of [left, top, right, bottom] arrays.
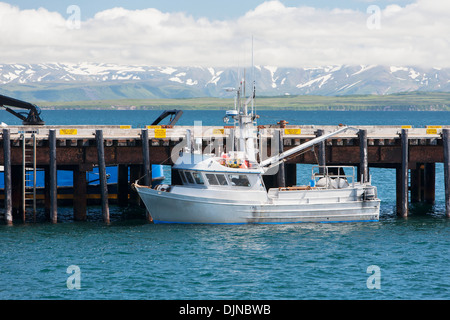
[[259, 126, 358, 168]]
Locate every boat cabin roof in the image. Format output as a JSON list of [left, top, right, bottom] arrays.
[[174, 152, 263, 174]]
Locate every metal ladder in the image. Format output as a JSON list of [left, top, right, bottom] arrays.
[[21, 133, 37, 222]]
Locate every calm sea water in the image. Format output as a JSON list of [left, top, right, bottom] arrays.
[[1, 109, 450, 300]]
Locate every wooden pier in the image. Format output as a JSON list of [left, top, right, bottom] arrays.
[[1, 123, 450, 223]]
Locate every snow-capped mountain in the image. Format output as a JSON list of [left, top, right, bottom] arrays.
[[1, 63, 450, 101]]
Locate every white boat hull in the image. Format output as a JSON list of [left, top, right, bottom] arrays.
[[135, 186, 380, 224]]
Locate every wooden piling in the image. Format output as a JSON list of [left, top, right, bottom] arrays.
[[141, 129, 151, 187], [359, 129, 369, 183], [141, 129, 152, 222], [276, 130, 286, 188], [2, 129, 12, 225], [95, 130, 110, 224], [443, 129, 450, 217], [73, 166, 87, 221], [49, 129, 57, 223], [398, 129, 409, 217], [317, 129, 326, 174]]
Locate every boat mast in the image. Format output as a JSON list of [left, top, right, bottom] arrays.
[[224, 39, 257, 162], [236, 71, 257, 162]]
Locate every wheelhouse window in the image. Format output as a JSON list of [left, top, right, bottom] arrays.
[[205, 174, 219, 185], [228, 174, 251, 187], [205, 173, 229, 186], [185, 171, 195, 184], [179, 171, 187, 184], [192, 172, 204, 184], [216, 174, 228, 186]]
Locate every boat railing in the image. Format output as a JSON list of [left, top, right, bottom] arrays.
[[310, 166, 356, 189]]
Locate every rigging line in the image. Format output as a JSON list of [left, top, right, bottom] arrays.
[[134, 169, 154, 185]]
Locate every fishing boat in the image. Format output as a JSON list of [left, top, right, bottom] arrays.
[[133, 80, 380, 224]]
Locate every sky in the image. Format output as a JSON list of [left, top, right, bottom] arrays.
[[0, 0, 448, 68], [2, 0, 417, 20]]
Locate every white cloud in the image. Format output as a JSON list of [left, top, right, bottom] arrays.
[[0, 0, 449, 67]]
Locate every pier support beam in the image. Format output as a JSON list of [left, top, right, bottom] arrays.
[[359, 129, 369, 183], [49, 129, 58, 223], [2, 129, 12, 225], [443, 129, 450, 217], [73, 166, 87, 221], [96, 130, 110, 224], [397, 129, 409, 217]]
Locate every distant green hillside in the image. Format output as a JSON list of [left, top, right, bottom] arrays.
[[0, 81, 204, 102], [36, 91, 450, 111]]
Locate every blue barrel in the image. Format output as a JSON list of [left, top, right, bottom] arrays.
[[309, 179, 316, 188], [152, 164, 165, 180]]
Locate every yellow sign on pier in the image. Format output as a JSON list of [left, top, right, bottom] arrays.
[[154, 129, 167, 138], [284, 129, 301, 135], [59, 129, 77, 135]]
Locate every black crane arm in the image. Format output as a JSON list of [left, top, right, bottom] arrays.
[[0, 94, 45, 125], [151, 109, 183, 126]]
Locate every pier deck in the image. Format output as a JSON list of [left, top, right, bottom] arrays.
[[1, 124, 450, 223]]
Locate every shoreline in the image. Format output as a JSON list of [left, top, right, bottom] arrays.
[[34, 92, 450, 111]]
